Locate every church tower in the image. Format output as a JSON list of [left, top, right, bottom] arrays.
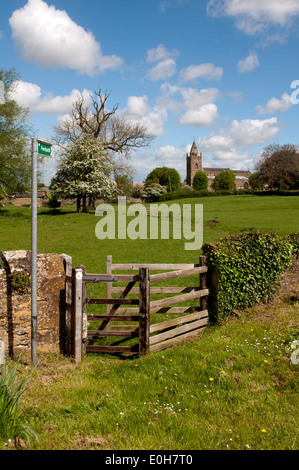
[[186, 141, 202, 186]]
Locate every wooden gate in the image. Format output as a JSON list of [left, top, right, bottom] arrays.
[[70, 256, 209, 361]]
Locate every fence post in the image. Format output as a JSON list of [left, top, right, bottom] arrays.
[[199, 255, 207, 312], [60, 253, 72, 356], [80, 265, 87, 357], [139, 267, 150, 356], [106, 255, 112, 327], [204, 244, 220, 324], [71, 267, 83, 363]]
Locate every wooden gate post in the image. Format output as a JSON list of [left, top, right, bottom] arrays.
[[139, 267, 150, 356], [199, 255, 207, 312], [60, 253, 72, 356], [71, 267, 83, 363]]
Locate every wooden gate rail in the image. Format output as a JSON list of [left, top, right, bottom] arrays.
[[70, 256, 209, 362], [107, 255, 209, 355]]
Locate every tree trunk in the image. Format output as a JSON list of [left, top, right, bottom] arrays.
[[88, 197, 96, 210], [82, 196, 87, 212], [77, 196, 81, 213]]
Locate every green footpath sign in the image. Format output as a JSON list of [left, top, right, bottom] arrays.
[[38, 141, 52, 156]]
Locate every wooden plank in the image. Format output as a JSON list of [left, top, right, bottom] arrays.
[[112, 263, 199, 270], [87, 298, 139, 305], [199, 255, 207, 312], [149, 266, 208, 282], [88, 280, 137, 345], [149, 310, 208, 333], [83, 274, 119, 283], [109, 325, 139, 332], [150, 328, 205, 353], [139, 267, 150, 356], [111, 286, 200, 294], [87, 314, 139, 322], [87, 345, 138, 354], [106, 255, 112, 318], [150, 288, 209, 309], [115, 306, 200, 314], [87, 330, 139, 338], [149, 317, 208, 345], [112, 274, 140, 282]]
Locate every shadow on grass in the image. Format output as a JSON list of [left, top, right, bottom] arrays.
[[0, 208, 30, 219], [38, 208, 77, 216]]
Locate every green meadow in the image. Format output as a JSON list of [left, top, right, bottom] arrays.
[[0, 194, 298, 450], [1, 194, 298, 270]]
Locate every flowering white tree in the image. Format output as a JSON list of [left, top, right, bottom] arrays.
[[50, 135, 118, 211]]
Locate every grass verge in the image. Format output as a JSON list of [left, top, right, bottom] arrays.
[[2, 295, 298, 451]]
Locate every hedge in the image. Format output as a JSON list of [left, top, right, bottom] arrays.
[[202, 231, 296, 322], [157, 188, 299, 202]]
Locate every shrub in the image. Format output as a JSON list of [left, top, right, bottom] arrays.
[[145, 167, 181, 192], [202, 231, 294, 322], [212, 169, 236, 191], [193, 170, 208, 190], [141, 183, 167, 202]]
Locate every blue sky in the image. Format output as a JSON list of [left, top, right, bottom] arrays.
[[1, 0, 299, 185]]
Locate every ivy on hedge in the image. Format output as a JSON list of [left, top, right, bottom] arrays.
[[202, 231, 296, 321]]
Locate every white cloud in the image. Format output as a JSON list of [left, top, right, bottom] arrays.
[[229, 117, 280, 146], [180, 63, 223, 82], [179, 103, 219, 127], [180, 87, 220, 109], [198, 117, 281, 169], [146, 44, 179, 63], [256, 92, 293, 115], [118, 95, 167, 136], [158, 83, 220, 127], [207, 0, 299, 34], [146, 58, 177, 81], [159, 0, 189, 13], [237, 52, 259, 73], [9, 80, 92, 115], [146, 44, 179, 81], [9, 0, 123, 75], [157, 84, 220, 128]]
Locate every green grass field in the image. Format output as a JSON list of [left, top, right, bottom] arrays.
[[1, 194, 298, 270], [0, 194, 298, 450]]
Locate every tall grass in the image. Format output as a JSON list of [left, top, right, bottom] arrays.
[[0, 362, 38, 447]]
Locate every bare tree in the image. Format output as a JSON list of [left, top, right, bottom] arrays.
[[53, 89, 155, 155]]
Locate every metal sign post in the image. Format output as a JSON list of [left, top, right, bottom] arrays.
[[31, 139, 52, 366], [31, 138, 38, 366]]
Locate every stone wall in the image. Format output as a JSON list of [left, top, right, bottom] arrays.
[[0, 250, 66, 360]]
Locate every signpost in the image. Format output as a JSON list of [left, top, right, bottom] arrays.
[[31, 139, 52, 366]]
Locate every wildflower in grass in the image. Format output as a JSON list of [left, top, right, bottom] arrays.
[[209, 378, 214, 382], [261, 429, 267, 433]]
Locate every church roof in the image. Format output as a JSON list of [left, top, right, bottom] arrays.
[[190, 141, 198, 155]]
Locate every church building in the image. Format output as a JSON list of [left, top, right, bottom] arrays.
[[186, 141, 251, 190]]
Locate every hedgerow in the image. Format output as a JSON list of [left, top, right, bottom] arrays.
[[202, 231, 295, 322]]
